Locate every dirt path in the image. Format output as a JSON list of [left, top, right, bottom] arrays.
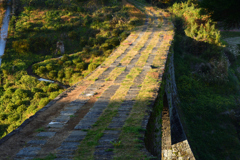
[[0, 1, 175, 159]]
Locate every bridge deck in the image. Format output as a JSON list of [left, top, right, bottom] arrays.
[[0, 1, 175, 159]]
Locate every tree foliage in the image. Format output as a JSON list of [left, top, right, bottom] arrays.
[[200, 0, 240, 29]]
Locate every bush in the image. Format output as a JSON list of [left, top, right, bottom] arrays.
[[88, 63, 98, 72], [58, 60, 64, 65], [61, 54, 69, 61], [76, 62, 86, 71], [64, 60, 72, 67], [0, 114, 7, 121], [49, 91, 59, 99], [34, 92, 47, 99], [49, 70, 57, 79], [65, 68, 74, 79], [72, 58, 82, 64], [46, 63, 54, 71], [38, 66, 47, 74], [58, 69, 65, 78], [68, 31, 78, 39], [38, 98, 50, 108], [12, 39, 30, 54], [120, 32, 129, 42]]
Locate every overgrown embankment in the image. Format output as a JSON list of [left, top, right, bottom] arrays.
[[0, 0, 144, 139], [170, 0, 240, 159]]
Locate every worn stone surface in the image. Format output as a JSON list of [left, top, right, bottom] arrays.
[[16, 147, 41, 157], [27, 140, 46, 145], [36, 132, 56, 138]]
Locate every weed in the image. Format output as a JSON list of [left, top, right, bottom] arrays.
[[110, 140, 122, 147], [35, 127, 45, 132]]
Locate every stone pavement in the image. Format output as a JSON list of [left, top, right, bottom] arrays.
[[12, 0, 175, 159]]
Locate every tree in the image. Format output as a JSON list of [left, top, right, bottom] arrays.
[[200, 0, 240, 29]]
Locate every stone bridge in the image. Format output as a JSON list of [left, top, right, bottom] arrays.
[[0, 0, 195, 159]]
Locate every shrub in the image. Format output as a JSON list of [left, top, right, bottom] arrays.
[[76, 62, 86, 71], [34, 92, 46, 99], [17, 105, 27, 113], [48, 83, 59, 91], [38, 98, 50, 108], [61, 54, 69, 61], [49, 91, 59, 99], [112, 28, 122, 37], [68, 31, 78, 39], [38, 66, 47, 74], [65, 68, 74, 79], [80, 37, 88, 46], [49, 70, 57, 79], [83, 15, 92, 26], [88, 63, 98, 72], [58, 60, 64, 65], [101, 43, 112, 51], [64, 60, 72, 67], [19, 75, 38, 90], [32, 64, 39, 70], [108, 37, 120, 47], [12, 39, 30, 54], [72, 58, 82, 64], [120, 32, 129, 42], [58, 69, 65, 78], [46, 64, 54, 71], [0, 114, 7, 121], [13, 89, 28, 100]]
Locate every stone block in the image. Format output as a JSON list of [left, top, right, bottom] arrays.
[[60, 110, 76, 116], [16, 147, 41, 157], [27, 140, 46, 145], [36, 132, 56, 138]]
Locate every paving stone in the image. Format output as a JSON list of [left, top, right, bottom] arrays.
[[80, 117, 98, 123], [74, 124, 92, 130], [85, 111, 102, 118], [94, 150, 114, 156], [64, 135, 86, 142], [57, 150, 75, 155], [27, 140, 46, 145], [111, 117, 126, 122], [118, 105, 132, 111], [16, 147, 41, 157], [36, 132, 56, 138], [14, 157, 34, 160], [57, 142, 79, 151], [108, 121, 125, 129], [64, 105, 82, 110], [95, 144, 114, 149], [53, 115, 70, 123], [98, 134, 119, 143], [60, 110, 76, 116], [47, 122, 64, 128], [70, 130, 87, 136], [56, 154, 73, 159], [103, 130, 121, 134], [94, 156, 113, 160], [89, 107, 105, 112], [70, 99, 88, 105]]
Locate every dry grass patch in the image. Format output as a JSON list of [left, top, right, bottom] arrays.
[[106, 67, 126, 81], [114, 69, 161, 159]]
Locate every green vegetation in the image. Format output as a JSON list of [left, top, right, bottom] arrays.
[[199, 0, 240, 29], [170, 0, 240, 159], [30, 0, 144, 85], [0, 0, 143, 139]]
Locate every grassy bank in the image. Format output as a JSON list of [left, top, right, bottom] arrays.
[[0, 0, 144, 139], [170, 0, 240, 159]]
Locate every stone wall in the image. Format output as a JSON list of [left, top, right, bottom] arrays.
[[145, 29, 195, 160], [163, 42, 195, 160]]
